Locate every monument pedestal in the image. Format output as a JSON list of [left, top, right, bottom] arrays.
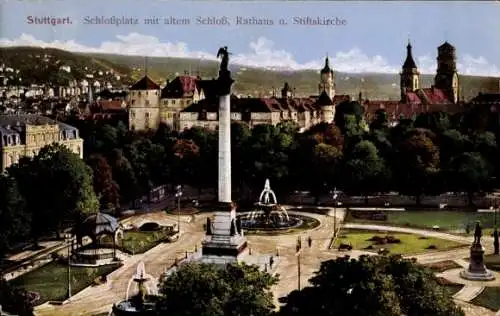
[[460, 244, 496, 281], [201, 206, 248, 264]]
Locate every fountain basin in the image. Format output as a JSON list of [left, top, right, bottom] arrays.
[[237, 212, 320, 234], [111, 296, 157, 316]]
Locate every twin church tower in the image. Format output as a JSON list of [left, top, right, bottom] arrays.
[[400, 40, 459, 104]]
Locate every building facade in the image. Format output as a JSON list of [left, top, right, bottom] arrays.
[[0, 114, 83, 171]]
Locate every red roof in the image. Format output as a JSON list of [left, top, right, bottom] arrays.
[[130, 76, 160, 90], [418, 87, 450, 104], [161, 75, 200, 98], [97, 100, 124, 111], [404, 91, 422, 104], [364, 101, 427, 121]]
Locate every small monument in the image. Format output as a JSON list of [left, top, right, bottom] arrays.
[[460, 221, 496, 281]]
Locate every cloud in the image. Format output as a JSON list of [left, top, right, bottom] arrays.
[[1, 33, 499, 76]]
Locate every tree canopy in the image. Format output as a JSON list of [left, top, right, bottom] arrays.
[[156, 263, 279, 316], [279, 255, 464, 316]]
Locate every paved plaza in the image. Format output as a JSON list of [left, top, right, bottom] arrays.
[[33, 207, 499, 316]]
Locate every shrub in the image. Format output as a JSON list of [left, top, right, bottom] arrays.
[[427, 245, 437, 249], [140, 222, 161, 232]]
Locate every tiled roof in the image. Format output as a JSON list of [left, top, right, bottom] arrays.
[[130, 76, 160, 90], [96, 100, 124, 111], [418, 87, 450, 104], [161, 75, 199, 98], [404, 91, 422, 104]]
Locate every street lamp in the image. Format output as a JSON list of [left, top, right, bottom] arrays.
[[332, 188, 339, 237], [65, 233, 72, 299], [175, 185, 183, 234], [494, 203, 499, 255]]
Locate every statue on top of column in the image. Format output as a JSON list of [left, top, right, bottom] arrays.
[[217, 46, 230, 73]]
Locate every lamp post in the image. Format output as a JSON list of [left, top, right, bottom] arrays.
[[65, 233, 72, 299], [332, 188, 339, 237], [296, 236, 302, 291], [494, 202, 499, 255], [175, 185, 183, 234]]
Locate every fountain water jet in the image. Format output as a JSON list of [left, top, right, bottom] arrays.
[[112, 262, 158, 316], [239, 179, 302, 230]]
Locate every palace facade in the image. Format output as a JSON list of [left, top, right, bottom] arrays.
[[0, 114, 83, 171]]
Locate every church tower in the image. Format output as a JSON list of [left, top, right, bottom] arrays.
[[400, 40, 420, 102], [434, 41, 459, 103], [318, 56, 335, 99]]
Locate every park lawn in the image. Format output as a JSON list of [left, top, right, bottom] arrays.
[[346, 210, 496, 233], [121, 230, 172, 254], [10, 262, 120, 304], [471, 287, 500, 311], [334, 230, 464, 255], [484, 254, 500, 272]]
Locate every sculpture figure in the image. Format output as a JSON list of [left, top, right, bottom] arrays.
[[217, 46, 230, 72], [206, 218, 212, 235], [474, 221, 482, 245]]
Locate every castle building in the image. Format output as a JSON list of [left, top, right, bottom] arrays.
[[0, 114, 83, 172], [362, 41, 462, 124], [178, 58, 350, 132], [127, 76, 161, 131], [128, 75, 212, 131]]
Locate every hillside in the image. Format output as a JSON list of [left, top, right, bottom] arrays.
[[0, 47, 135, 87], [1, 47, 498, 100]]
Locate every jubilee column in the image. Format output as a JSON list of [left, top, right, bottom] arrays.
[[216, 46, 234, 206]]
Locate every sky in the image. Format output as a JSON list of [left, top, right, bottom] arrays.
[[0, 0, 499, 76]]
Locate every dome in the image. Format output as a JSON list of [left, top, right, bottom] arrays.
[[80, 213, 120, 237]]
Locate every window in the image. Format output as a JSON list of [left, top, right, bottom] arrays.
[[172, 100, 176, 105], [131, 111, 136, 118], [131, 100, 135, 105], [145, 112, 150, 118]]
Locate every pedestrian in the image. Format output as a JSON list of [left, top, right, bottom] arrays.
[[308, 236, 312, 248], [270, 256, 274, 268]]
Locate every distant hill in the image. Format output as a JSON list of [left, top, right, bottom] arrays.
[[1, 47, 499, 100], [0, 46, 135, 87]]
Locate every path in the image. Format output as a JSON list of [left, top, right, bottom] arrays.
[[33, 210, 498, 316], [35, 212, 209, 316]]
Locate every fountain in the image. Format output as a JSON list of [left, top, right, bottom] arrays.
[[111, 262, 158, 316], [238, 179, 304, 230], [460, 221, 496, 281]]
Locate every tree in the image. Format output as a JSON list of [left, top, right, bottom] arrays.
[[395, 129, 440, 203], [86, 154, 119, 210], [156, 263, 279, 316], [343, 140, 385, 200], [0, 175, 29, 258], [9, 144, 99, 238], [279, 255, 464, 316], [0, 278, 36, 316], [446, 152, 491, 204], [108, 149, 139, 205]]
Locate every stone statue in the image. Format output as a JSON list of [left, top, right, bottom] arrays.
[[236, 217, 242, 235], [206, 218, 212, 235], [230, 219, 236, 236], [217, 46, 230, 72], [474, 221, 482, 245]]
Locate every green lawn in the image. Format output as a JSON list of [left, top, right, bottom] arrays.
[[11, 262, 120, 304], [121, 230, 173, 254], [347, 210, 497, 233], [471, 287, 500, 311], [334, 230, 464, 255]]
